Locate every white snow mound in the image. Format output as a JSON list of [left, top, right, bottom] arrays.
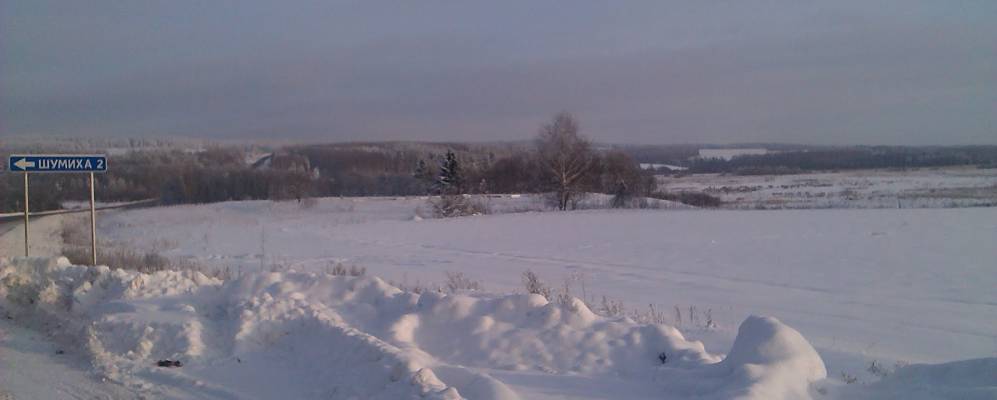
[[719, 315, 827, 399], [1, 257, 832, 400], [647, 315, 827, 400]]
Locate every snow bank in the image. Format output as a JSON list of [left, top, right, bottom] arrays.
[[646, 315, 826, 400], [0, 257, 832, 399], [0, 257, 458, 399], [382, 292, 720, 376]]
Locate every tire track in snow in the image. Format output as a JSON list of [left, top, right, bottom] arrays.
[[0, 318, 139, 400]]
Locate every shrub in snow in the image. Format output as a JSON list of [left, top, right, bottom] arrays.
[[444, 271, 482, 293], [867, 360, 890, 379], [427, 150, 490, 218], [629, 303, 667, 325], [650, 191, 723, 208], [299, 196, 319, 209], [520, 270, 551, 300], [61, 217, 204, 274], [329, 262, 366, 277], [599, 295, 625, 317], [705, 308, 717, 330], [431, 195, 487, 218]]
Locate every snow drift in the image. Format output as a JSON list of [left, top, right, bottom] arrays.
[[716, 315, 827, 399], [832, 357, 997, 400], [0, 257, 830, 399]]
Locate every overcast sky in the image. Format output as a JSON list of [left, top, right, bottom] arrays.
[[2, 1, 994, 145]]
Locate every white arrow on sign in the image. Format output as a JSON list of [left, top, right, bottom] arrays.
[[14, 158, 35, 170]]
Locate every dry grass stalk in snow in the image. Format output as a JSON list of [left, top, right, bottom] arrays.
[[328, 262, 366, 277], [444, 271, 482, 293], [521, 270, 551, 300]]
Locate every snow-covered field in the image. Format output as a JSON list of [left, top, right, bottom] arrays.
[[658, 167, 997, 209], [2, 196, 995, 399]]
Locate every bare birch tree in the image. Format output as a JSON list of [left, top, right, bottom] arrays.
[[535, 112, 595, 210]]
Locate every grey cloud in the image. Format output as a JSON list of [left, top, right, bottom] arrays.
[[2, 1, 995, 144]]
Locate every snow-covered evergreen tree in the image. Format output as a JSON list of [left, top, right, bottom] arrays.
[[414, 159, 428, 179], [435, 150, 463, 195], [413, 159, 434, 194]]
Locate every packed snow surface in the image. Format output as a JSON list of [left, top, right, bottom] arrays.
[[1, 257, 836, 399], [0, 316, 135, 399], [832, 357, 997, 400]]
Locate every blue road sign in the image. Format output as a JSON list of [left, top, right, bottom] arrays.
[[8, 155, 108, 173]]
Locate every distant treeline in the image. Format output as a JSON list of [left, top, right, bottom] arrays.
[[687, 146, 997, 174], [290, 142, 520, 197], [612, 144, 997, 174], [291, 140, 655, 202], [0, 148, 310, 213], [1, 139, 656, 213], [4, 140, 995, 213]]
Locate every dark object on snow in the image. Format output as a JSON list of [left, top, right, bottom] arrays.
[[157, 360, 183, 368], [658, 352, 668, 364], [55, 349, 65, 355]]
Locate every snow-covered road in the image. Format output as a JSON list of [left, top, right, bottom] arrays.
[[0, 317, 135, 399]]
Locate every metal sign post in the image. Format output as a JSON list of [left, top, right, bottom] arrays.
[[90, 172, 98, 266], [8, 155, 108, 264], [23, 172, 29, 257]]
